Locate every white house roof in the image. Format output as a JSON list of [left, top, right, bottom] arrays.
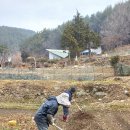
[[46, 49, 69, 58]]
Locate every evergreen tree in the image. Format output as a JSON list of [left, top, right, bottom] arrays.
[[0, 45, 8, 54], [21, 50, 29, 62], [62, 11, 100, 58]]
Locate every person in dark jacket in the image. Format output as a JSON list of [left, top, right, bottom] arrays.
[[34, 87, 76, 130]]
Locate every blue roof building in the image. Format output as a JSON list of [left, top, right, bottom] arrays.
[[81, 47, 102, 55]]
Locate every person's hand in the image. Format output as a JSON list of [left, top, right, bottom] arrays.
[[51, 118, 55, 125], [63, 115, 68, 122], [47, 114, 55, 125]]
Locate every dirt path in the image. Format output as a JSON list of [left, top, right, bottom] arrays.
[[0, 108, 35, 115]]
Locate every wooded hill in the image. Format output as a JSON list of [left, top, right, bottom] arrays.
[[1, 0, 130, 57], [100, 0, 130, 51], [0, 26, 35, 52], [20, 0, 130, 57], [20, 27, 63, 56]]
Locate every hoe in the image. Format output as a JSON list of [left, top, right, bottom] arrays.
[[53, 123, 63, 130]]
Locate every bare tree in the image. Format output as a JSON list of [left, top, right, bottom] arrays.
[[101, 1, 130, 51]]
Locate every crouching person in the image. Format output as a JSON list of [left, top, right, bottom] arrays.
[[34, 87, 76, 130]]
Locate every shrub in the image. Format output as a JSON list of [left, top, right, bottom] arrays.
[[37, 57, 48, 63], [48, 59, 58, 64], [110, 55, 120, 76], [110, 55, 119, 67]]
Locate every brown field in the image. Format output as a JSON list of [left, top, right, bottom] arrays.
[[0, 77, 130, 130]]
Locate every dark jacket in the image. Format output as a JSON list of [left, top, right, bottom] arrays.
[[34, 96, 58, 127]]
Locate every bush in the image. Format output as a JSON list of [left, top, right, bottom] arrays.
[[48, 59, 58, 64], [43, 62, 51, 67], [37, 57, 48, 63], [110, 55, 119, 67], [110, 55, 120, 76]]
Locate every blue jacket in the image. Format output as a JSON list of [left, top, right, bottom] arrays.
[[34, 89, 73, 125], [63, 89, 73, 116], [34, 96, 58, 127]]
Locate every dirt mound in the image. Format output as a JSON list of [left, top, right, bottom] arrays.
[[66, 110, 130, 130], [72, 111, 94, 120], [66, 111, 103, 130]]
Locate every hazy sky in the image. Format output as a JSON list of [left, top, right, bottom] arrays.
[[0, 0, 124, 31]]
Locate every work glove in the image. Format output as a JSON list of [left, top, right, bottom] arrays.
[[63, 115, 68, 122], [47, 114, 55, 125]]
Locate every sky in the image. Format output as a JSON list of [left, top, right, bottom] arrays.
[[0, 0, 125, 32]]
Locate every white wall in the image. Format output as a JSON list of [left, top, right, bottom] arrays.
[[49, 52, 61, 60]]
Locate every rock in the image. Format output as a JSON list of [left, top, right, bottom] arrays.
[[92, 88, 98, 93], [25, 88, 29, 92], [54, 86, 60, 90], [124, 90, 130, 96], [94, 92, 107, 98], [0, 90, 4, 95], [77, 89, 86, 96], [8, 120, 17, 126], [35, 92, 41, 96]]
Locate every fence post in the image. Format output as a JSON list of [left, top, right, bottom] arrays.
[[93, 66, 95, 81], [102, 65, 104, 80], [53, 68, 55, 80]]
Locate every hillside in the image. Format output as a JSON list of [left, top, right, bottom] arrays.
[[0, 26, 35, 51], [20, 0, 130, 56], [20, 27, 63, 56], [100, 0, 130, 50]]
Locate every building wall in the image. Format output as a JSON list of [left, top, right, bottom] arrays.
[[49, 52, 61, 60], [81, 47, 102, 55]]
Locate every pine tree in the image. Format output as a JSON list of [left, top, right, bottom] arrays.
[[62, 11, 100, 58]]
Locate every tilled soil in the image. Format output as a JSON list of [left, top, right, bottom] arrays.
[[66, 110, 130, 130], [1, 109, 130, 130], [66, 111, 102, 130], [0, 79, 130, 130]]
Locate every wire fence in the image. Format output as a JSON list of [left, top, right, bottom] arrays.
[[0, 65, 114, 81]]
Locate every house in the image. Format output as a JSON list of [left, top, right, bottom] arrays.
[[46, 49, 69, 60], [80, 47, 102, 55]]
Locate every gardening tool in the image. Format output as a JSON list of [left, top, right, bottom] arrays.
[[53, 123, 63, 130], [73, 100, 83, 112]]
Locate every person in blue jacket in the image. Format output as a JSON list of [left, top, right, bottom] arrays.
[[34, 87, 76, 130]]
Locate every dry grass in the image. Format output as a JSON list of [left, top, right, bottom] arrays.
[[0, 65, 114, 80]]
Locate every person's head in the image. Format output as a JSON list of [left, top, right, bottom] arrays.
[[70, 87, 76, 94], [56, 93, 71, 107]]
